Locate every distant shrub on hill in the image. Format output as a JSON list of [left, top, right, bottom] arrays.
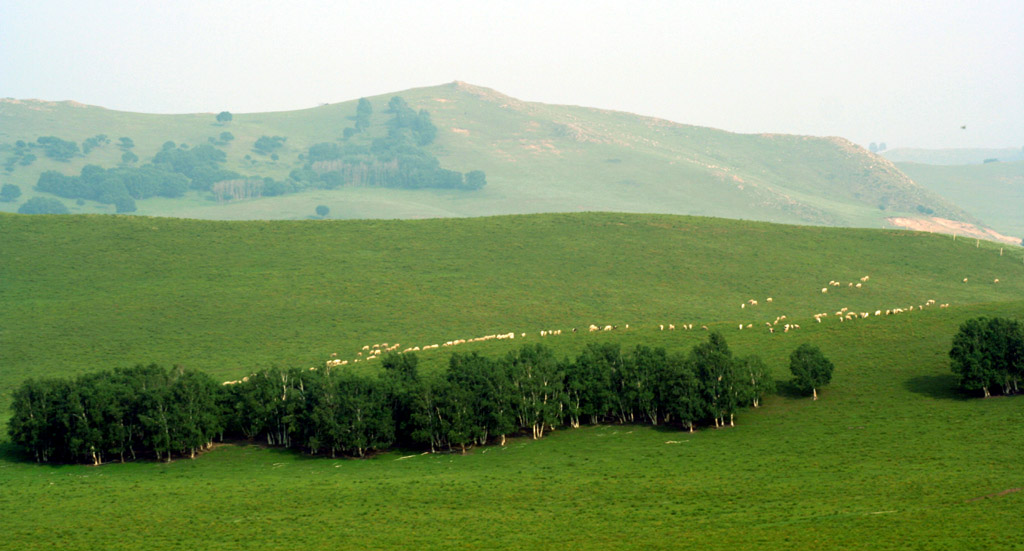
[[36, 136, 79, 161], [0, 183, 21, 202], [17, 196, 69, 214]]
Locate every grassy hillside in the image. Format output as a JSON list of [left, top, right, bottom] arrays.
[[1, 212, 1023, 549], [0, 83, 976, 229], [2, 211, 1021, 402], [897, 160, 1024, 239]]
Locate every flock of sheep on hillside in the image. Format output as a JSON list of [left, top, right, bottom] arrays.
[[221, 272, 1006, 386]]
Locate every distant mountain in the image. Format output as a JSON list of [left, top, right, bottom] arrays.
[[0, 82, 983, 231], [882, 147, 1024, 165]]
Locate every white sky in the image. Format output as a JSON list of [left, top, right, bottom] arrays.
[[2, 0, 1022, 149]]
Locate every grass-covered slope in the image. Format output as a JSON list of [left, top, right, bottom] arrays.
[[2, 211, 1021, 403], [2, 212, 1023, 549], [897, 160, 1024, 239], [0, 83, 976, 229]]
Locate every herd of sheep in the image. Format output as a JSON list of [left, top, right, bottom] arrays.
[[225, 272, 1006, 384]]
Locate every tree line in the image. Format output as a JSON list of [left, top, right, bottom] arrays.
[[11, 333, 823, 464], [950, 316, 1024, 397]]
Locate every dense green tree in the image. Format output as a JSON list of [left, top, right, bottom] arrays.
[[355, 98, 373, 132], [36, 136, 79, 161], [739, 355, 775, 408], [315, 205, 329, 217], [464, 170, 487, 190], [216, 111, 233, 123], [789, 343, 834, 400], [118, 137, 134, 150], [17, 197, 69, 214], [691, 331, 739, 426], [0, 183, 21, 202], [253, 136, 286, 156], [951, 317, 1024, 397]]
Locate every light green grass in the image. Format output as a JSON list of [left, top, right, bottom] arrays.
[[1, 301, 1021, 550], [0, 84, 974, 228], [2, 212, 1023, 549]]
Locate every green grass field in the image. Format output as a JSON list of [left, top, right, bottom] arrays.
[[897, 160, 1024, 239], [1, 212, 1022, 549], [0, 83, 975, 229]]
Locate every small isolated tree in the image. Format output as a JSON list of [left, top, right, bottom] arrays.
[[315, 205, 329, 218], [789, 343, 834, 400], [18, 197, 70, 214], [216, 111, 233, 124], [1, 183, 22, 202]]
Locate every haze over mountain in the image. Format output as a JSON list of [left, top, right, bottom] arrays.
[[4, 82, 1008, 243]]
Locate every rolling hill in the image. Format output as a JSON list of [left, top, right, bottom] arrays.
[[1, 211, 1023, 549], [0, 82, 982, 231], [894, 160, 1024, 241]]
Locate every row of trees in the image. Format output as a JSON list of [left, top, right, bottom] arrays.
[[950, 316, 1024, 397], [10, 334, 833, 464], [8, 365, 222, 464]]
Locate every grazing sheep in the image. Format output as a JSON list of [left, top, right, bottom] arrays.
[[855, 283, 862, 288], [742, 303, 746, 309], [739, 324, 743, 330], [994, 279, 1000, 284], [660, 324, 665, 331], [669, 324, 675, 330], [822, 288, 828, 293], [746, 323, 753, 329], [963, 278, 968, 283], [766, 297, 773, 303]]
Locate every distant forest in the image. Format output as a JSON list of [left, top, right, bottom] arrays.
[[7, 97, 485, 211]]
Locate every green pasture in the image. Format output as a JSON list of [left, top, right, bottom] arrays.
[[1, 300, 1021, 550], [2, 212, 1023, 549]]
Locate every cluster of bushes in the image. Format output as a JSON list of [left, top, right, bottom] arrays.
[[3, 141, 38, 172], [10, 333, 796, 464], [950, 316, 1024, 397], [298, 97, 485, 191], [8, 365, 223, 464]]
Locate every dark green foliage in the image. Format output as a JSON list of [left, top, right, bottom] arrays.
[[151, 143, 238, 190], [9, 333, 766, 463], [0, 183, 21, 202], [17, 196, 69, 214], [465, 170, 487, 190], [114, 196, 137, 213], [81, 134, 109, 154], [121, 151, 138, 164], [950, 316, 1024, 397], [36, 136, 79, 161], [789, 343, 835, 400], [355, 98, 372, 132], [216, 111, 232, 123], [253, 136, 286, 156], [315, 204, 329, 217], [7, 364, 223, 464], [36, 164, 189, 203], [117, 137, 134, 150]]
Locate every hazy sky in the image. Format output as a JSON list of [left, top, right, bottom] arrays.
[[3, 0, 1022, 149]]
